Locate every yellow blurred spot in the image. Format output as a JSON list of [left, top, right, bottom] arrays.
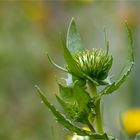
[[20, 0, 45, 21], [80, 0, 95, 2], [67, 135, 73, 140], [83, 127, 91, 132], [68, 127, 91, 140], [122, 109, 140, 135], [81, 0, 95, 2]]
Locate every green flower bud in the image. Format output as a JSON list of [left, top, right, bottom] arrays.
[[73, 48, 113, 81], [65, 47, 113, 85]]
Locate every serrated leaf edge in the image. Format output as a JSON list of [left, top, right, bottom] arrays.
[[35, 85, 110, 139], [100, 22, 134, 95]]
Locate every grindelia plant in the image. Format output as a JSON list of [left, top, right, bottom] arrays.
[[35, 18, 135, 140]]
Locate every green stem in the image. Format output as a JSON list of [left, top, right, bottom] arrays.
[[95, 98, 104, 133], [88, 81, 104, 134], [88, 81, 97, 97]]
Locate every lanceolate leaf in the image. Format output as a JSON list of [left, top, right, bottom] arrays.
[[60, 36, 83, 77], [35, 85, 110, 139], [125, 21, 134, 62], [100, 22, 134, 95], [66, 17, 83, 55], [103, 27, 109, 56]]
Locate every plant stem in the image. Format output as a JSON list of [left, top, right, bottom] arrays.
[[88, 81, 104, 134], [95, 98, 104, 133], [88, 81, 97, 97]]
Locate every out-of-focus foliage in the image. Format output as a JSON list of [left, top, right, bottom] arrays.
[[0, 1, 140, 140], [135, 132, 140, 140]]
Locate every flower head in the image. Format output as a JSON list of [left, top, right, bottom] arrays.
[[73, 48, 113, 82]]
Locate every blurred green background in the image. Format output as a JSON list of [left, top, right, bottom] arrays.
[[0, 0, 140, 139]]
